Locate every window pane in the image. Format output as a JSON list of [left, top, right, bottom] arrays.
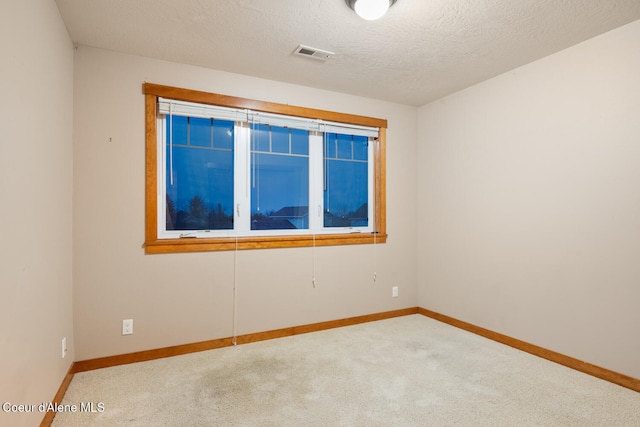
[[291, 129, 309, 155], [271, 127, 289, 154], [324, 138, 368, 228], [325, 133, 337, 158], [337, 134, 353, 160], [189, 117, 211, 147], [168, 115, 188, 146], [251, 137, 309, 230], [252, 124, 270, 152], [213, 120, 234, 150], [353, 136, 368, 161], [166, 120, 234, 231]]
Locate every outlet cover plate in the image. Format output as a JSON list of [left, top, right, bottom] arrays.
[[122, 319, 133, 335]]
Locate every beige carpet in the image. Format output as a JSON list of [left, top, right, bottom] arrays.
[[52, 315, 639, 426]]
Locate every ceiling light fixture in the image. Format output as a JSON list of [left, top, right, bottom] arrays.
[[345, 0, 397, 21]]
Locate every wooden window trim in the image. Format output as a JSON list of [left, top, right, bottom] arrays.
[[143, 83, 387, 254]]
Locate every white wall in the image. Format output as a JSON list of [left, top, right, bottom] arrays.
[[0, 1, 74, 426], [418, 20, 640, 378], [72, 46, 419, 360]]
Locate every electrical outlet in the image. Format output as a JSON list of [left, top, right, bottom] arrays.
[[122, 319, 133, 335], [392, 286, 398, 298], [61, 337, 67, 358]]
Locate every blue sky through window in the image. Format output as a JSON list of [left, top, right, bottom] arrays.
[[251, 124, 309, 230], [324, 133, 368, 228], [165, 116, 234, 230], [164, 116, 369, 232]]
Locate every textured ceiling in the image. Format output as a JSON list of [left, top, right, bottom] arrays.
[[55, 0, 640, 106]]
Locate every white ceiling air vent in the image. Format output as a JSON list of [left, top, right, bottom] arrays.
[[293, 44, 334, 61]]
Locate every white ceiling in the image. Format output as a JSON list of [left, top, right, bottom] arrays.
[[55, 0, 640, 106]]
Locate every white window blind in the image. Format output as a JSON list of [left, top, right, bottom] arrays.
[[157, 98, 247, 122], [158, 98, 379, 138]]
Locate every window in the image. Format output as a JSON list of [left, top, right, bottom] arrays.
[[249, 124, 310, 231], [144, 83, 387, 253], [164, 116, 234, 232], [324, 133, 370, 228]]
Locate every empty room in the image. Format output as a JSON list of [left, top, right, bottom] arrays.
[[1, 0, 639, 426]]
